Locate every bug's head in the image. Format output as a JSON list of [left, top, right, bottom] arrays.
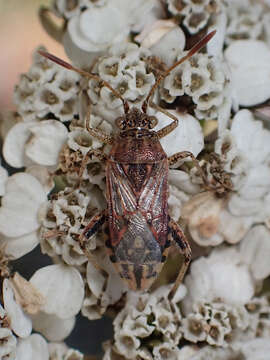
[[115, 107, 158, 131]]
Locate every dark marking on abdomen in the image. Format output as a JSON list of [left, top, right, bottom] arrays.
[[120, 264, 131, 279], [146, 264, 157, 279], [134, 265, 143, 289]]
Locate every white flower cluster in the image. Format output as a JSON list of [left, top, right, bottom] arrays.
[[160, 51, 228, 121], [50, 0, 155, 66], [86, 43, 155, 124], [183, 110, 270, 246], [0, 173, 47, 259], [40, 188, 127, 320], [0, 275, 83, 360], [225, 0, 270, 45], [167, 0, 223, 34], [103, 285, 186, 360], [13, 48, 80, 123], [40, 188, 91, 266], [1, 0, 270, 358]]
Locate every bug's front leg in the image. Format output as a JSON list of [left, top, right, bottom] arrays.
[[79, 149, 107, 178], [168, 150, 210, 190], [80, 210, 108, 275], [149, 101, 179, 139], [167, 217, 192, 300], [85, 102, 114, 145]]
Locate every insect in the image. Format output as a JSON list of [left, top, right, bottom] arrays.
[[39, 30, 215, 298]]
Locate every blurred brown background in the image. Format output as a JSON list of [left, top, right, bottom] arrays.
[[0, 0, 65, 110]]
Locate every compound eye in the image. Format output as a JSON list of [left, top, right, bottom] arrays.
[[148, 116, 158, 129], [116, 116, 126, 130]]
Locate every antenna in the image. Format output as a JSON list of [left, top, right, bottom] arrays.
[[142, 30, 216, 113], [38, 50, 130, 114]]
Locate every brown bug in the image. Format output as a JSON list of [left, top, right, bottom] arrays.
[[39, 30, 215, 298]]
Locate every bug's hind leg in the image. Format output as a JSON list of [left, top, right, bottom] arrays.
[[167, 217, 192, 300], [80, 210, 108, 274]]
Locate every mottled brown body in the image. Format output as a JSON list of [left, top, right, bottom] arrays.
[[39, 30, 215, 297], [106, 129, 169, 290]]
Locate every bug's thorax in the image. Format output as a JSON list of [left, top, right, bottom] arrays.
[[109, 128, 167, 164], [109, 107, 166, 164]]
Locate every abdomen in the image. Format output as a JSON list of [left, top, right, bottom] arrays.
[[106, 159, 169, 290]]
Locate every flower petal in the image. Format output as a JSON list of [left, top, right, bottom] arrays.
[[0, 173, 47, 237], [25, 120, 68, 166], [31, 312, 75, 342], [3, 279, 32, 338], [16, 334, 49, 360], [30, 264, 84, 319], [156, 112, 204, 159], [225, 40, 270, 106]]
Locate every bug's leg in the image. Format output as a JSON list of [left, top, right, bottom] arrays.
[[168, 150, 211, 190], [80, 210, 108, 275], [149, 101, 179, 139], [85, 101, 114, 145], [167, 217, 192, 300], [79, 149, 107, 178]]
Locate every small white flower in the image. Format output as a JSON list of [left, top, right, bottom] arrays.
[[82, 248, 127, 320], [184, 109, 270, 247], [152, 343, 181, 360], [225, 40, 270, 107], [3, 120, 68, 168], [167, 0, 222, 34], [24, 121, 68, 167], [114, 329, 141, 359], [240, 225, 270, 281], [161, 52, 228, 121], [31, 312, 75, 342], [14, 48, 80, 122], [0, 304, 17, 360], [111, 286, 185, 358], [168, 184, 190, 221], [16, 333, 49, 360], [186, 345, 235, 359], [63, 0, 155, 63], [225, 1, 269, 45], [181, 313, 208, 343], [0, 173, 47, 259], [0, 164, 8, 196], [3, 279, 32, 338], [40, 188, 104, 266], [1, 232, 42, 261], [48, 342, 84, 360], [207, 11, 227, 58], [140, 23, 186, 66], [25, 166, 55, 195], [87, 43, 155, 123], [182, 191, 225, 247], [0, 327, 17, 360], [155, 112, 204, 159], [30, 264, 84, 319], [236, 338, 270, 360], [182, 247, 255, 314], [67, 6, 128, 52], [68, 119, 111, 155]]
